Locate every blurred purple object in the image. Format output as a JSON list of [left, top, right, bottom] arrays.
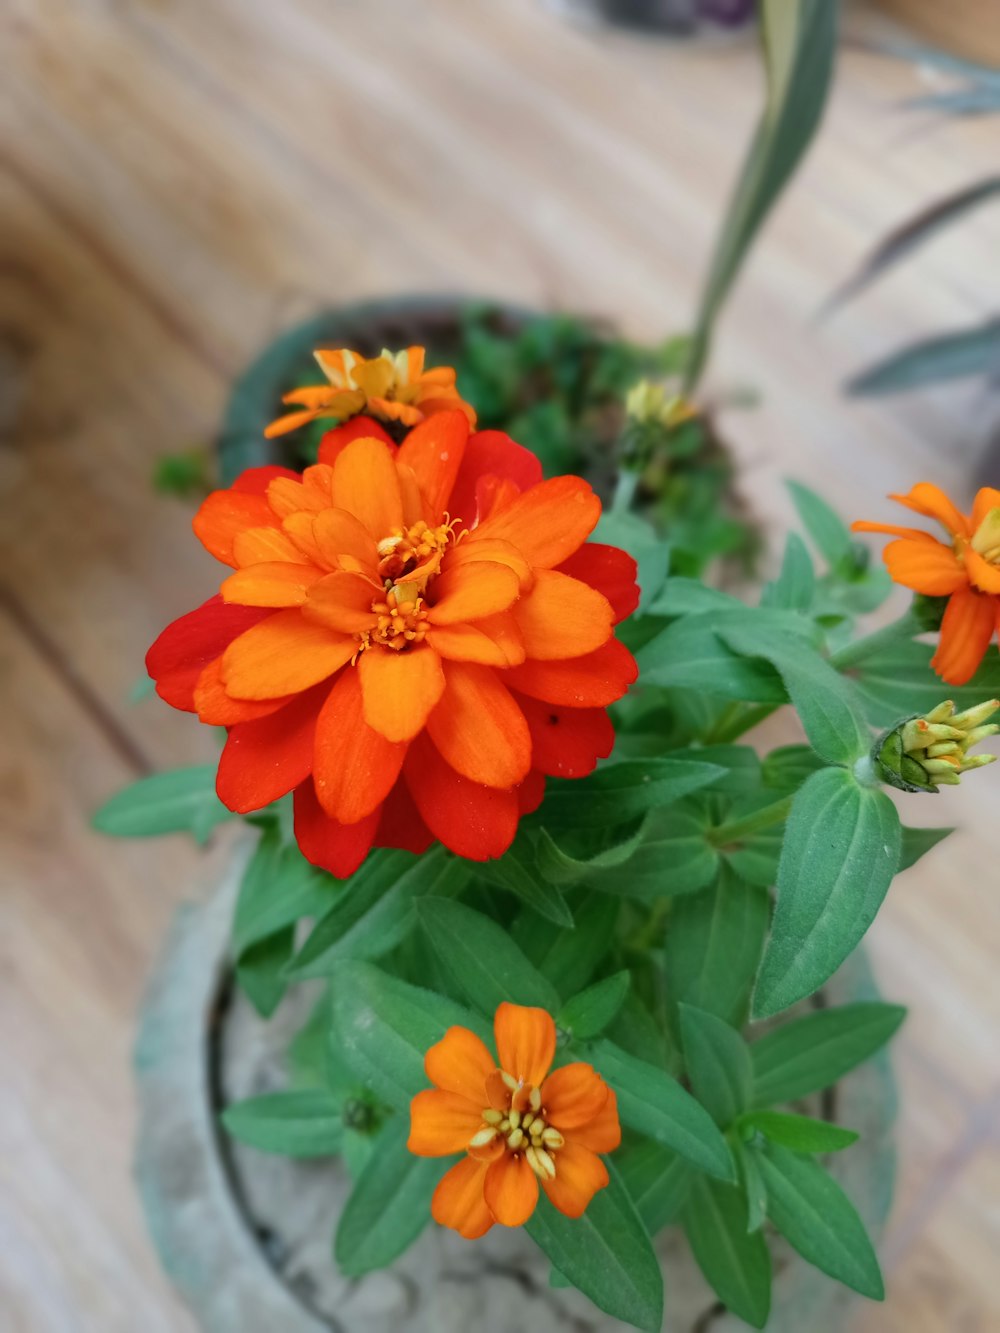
[[699, 0, 755, 25]]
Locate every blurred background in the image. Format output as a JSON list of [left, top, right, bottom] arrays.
[[3, 0, 1000, 1329]]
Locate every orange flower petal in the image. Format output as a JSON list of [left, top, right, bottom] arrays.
[[966, 547, 1000, 594], [883, 538, 966, 596], [232, 526, 311, 568], [404, 734, 518, 860], [193, 491, 280, 567], [408, 1090, 483, 1156], [426, 613, 526, 668], [303, 570, 380, 634], [331, 435, 404, 539], [193, 658, 291, 725], [571, 1087, 622, 1154], [267, 465, 336, 519], [425, 662, 531, 789], [471, 476, 601, 569], [264, 408, 323, 439], [313, 668, 407, 823], [541, 1141, 609, 1219], [541, 1063, 609, 1130], [425, 1026, 497, 1102], [972, 487, 1000, 531], [483, 1152, 539, 1227], [427, 562, 522, 626], [221, 561, 325, 608], [312, 507, 380, 577], [431, 1157, 494, 1239], [932, 585, 997, 686], [850, 521, 941, 542], [440, 537, 532, 590], [221, 609, 356, 699], [889, 482, 969, 538], [503, 638, 638, 707], [558, 543, 639, 624], [396, 410, 469, 522], [485, 1068, 512, 1111], [282, 513, 325, 566], [317, 416, 394, 467], [358, 645, 445, 742], [494, 1003, 556, 1087], [513, 570, 614, 661]]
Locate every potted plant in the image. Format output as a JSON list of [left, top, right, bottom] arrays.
[[96, 4, 1000, 1328]]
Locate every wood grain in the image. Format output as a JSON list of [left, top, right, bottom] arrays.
[[2, 2, 1000, 1328]]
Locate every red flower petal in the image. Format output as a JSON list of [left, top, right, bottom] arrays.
[[146, 596, 272, 711], [317, 416, 394, 466], [503, 638, 637, 708], [447, 429, 543, 528], [216, 684, 328, 813], [404, 734, 518, 861], [557, 543, 639, 624], [293, 780, 379, 877], [515, 694, 615, 778]]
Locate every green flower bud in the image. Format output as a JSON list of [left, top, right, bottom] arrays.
[[873, 699, 999, 793]]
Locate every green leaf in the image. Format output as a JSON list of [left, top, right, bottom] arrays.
[[513, 892, 618, 1000], [233, 833, 334, 960], [761, 532, 815, 611], [594, 511, 670, 612], [750, 1001, 906, 1105], [846, 317, 1000, 395], [683, 1176, 772, 1328], [558, 971, 631, 1040], [221, 1089, 344, 1157], [617, 1140, 694, 1235], [741, 1110, 858, 1153], [853, 639, 1000, 722], [761, 743, 826, 791], [646, 576, 744, 618], [679, 1005, 753, 1128], [899, 824, 954, 872], [787, 480, 853, 568], [525, 1166, 664, 1333], [479, 841, 574, 927], [636, 611, 806, 701], [540, 758, 726, 829], [416, 898, 559, 1013], [334, 1117, 445, 1276], [330, 960, 487, 1112], [287, 848, 468, 977], [665, 867, 770, 1028], [588, 1039, 734, 1181], [720, 628, 870, 765], [536, 825, 647, 886], [756, 1143, 884, 1299], [735, 1139, 768, 1233], [236, 929, 294, 1019], [93, 765, 232, 843], [753, 768, 901, 1018], [684, 0, 838, 388]]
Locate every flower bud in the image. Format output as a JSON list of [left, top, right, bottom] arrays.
[[624, 379, 696, 430], [873, 699, 999, 793]]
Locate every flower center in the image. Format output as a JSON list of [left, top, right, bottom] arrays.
[[468, 1074, 564, 1180], [367, 584, 429, 652], [376, 518, 458, 586]]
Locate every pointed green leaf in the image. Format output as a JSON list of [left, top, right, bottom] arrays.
[[753, 768, 901, 1018], [847, 317, 1000, 395], [750, 1002, 906, 1106], [93, 765, 232, 842], [756, 1143, 884, 1299], [514, 892, 619, 1000], [221, 1089, 344, 1158], [761, 532, 815, 611], [558, 971, 630, 1041], [233, 832, 335, 960], [334, 1117, 445, 1276], [679, 1005, 753, 1128], [899, 824, 954, 872], [683, 1176, 772, 1328], [735, 1139, 768, 1233], [540, 758, 726, 828], [741, 1110, 858, 1153], [588, 1039, 734, 1181], [787, 480, 852, 567], [479, 841, 574, 927], [416, 897, 559, 1013], [525, 1165, 664, 1333]]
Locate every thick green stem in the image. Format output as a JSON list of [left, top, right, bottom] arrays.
[[611, 467, 640, 515], [708, 793, 794, 847], [829, 608, 920, 672]]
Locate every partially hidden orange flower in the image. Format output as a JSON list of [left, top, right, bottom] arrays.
[[146, 358, 638, 877], [265, 346, 476, 438], [853, 482, 1000, 685], [408, 1002, 620, 1237]]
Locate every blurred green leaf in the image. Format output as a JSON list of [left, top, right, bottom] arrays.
[[93, 766, 232, 843]]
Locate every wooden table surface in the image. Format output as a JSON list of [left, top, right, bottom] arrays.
[[2, 3, 999, 1330]]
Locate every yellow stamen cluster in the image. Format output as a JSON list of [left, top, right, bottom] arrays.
[[376, 517, 459, 585], [876, 698, 1000, 792], [368, 585, 429, 651], [970, 507, 1000, 564], [471, 1076, 565, 1180], [625, 379, 697, 429]]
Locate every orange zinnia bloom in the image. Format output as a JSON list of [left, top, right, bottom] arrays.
[[409, 1002, 620, 1236], [265, 346, 476, 438], [147, 391, 638, 875], [853, 482, 1000, 686]]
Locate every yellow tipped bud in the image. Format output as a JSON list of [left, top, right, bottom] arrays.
[[875, 698, 1000, 792], [625, 379, 697, 429]]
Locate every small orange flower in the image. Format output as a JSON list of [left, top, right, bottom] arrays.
[[265, 346, 476, 438], [854, 482, 1000, 685], [408, 1003, 620, 1237]]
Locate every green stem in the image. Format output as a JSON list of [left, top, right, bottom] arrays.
[[611, 467, 639, 515], [708, 794, 794, 848], [829, 609, 920, 672]]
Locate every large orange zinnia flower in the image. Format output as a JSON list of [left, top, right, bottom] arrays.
[[265, 346, 476, 438], [147, 396, 638, 876], [408, 1002, 620, 1236], [853, 482, 1000, 686]]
